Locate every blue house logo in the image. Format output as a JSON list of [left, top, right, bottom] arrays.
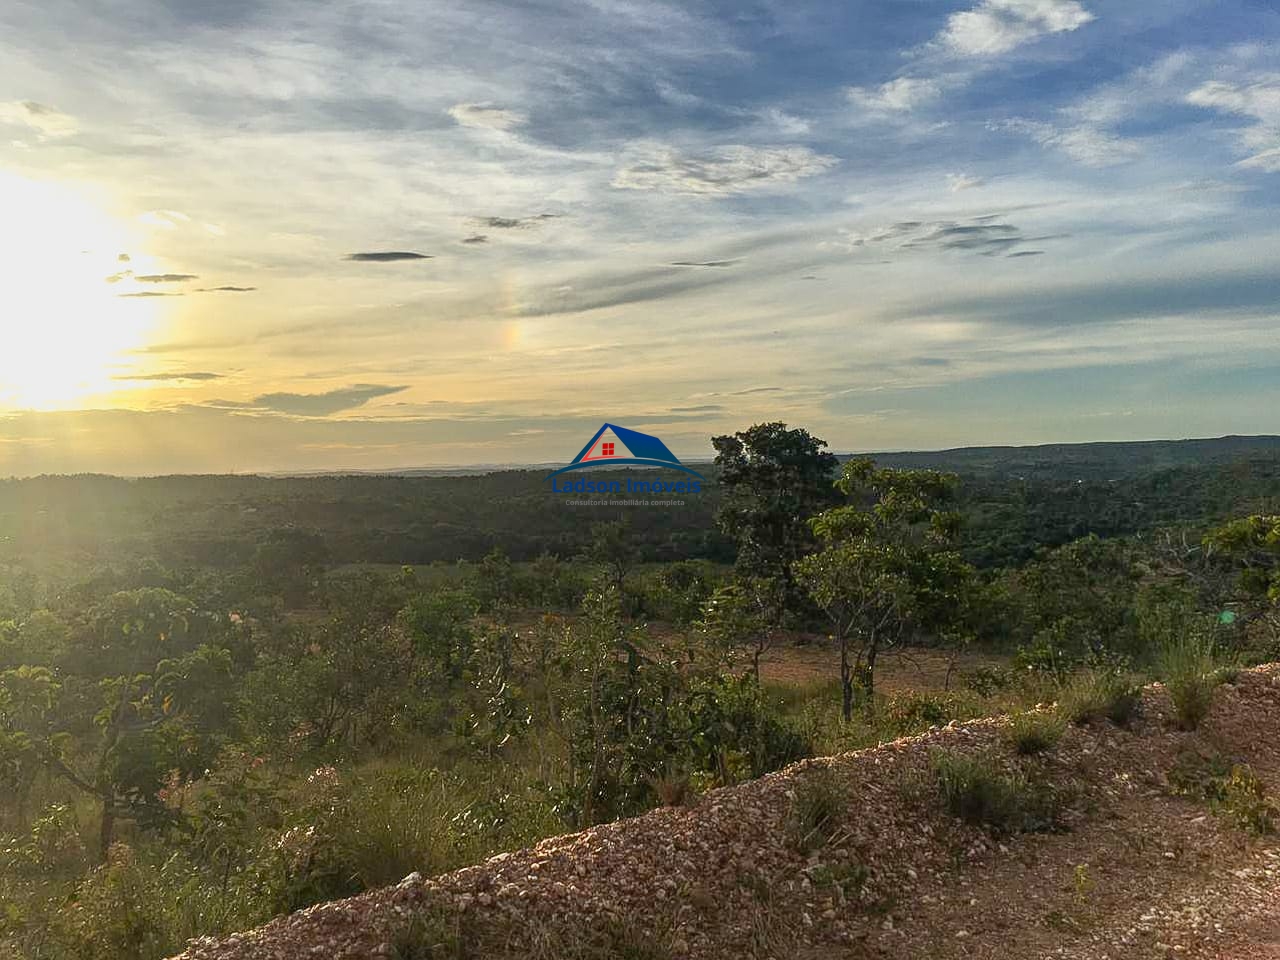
[[545, 423, 704, 490]]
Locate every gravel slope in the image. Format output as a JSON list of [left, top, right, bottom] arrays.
[[170, 666, 1280, 960]]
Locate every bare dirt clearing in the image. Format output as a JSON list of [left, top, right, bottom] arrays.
[[756, 641, 1007, 691]]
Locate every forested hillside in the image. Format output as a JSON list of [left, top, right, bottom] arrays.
[[1, 428, 1278, 960], [1, 436, 1278, 573]]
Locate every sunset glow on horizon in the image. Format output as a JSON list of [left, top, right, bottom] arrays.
[[1, 1, 1278, 474]]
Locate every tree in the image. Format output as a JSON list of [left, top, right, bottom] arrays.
[[697, 575, 784, 684], [1205, 515, 1280, 645], [712, 422, 838, 610], [588, 520, 637, 600], [0, 648, 234, 860], [794, 458, 972, 721], [252, 529, 330, 607]]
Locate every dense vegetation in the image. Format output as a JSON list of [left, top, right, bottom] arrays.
[[2, 438, 1276, 575], [0, 430, 1278, 960]]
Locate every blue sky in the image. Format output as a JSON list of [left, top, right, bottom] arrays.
[[0, 0, 1277, 473]]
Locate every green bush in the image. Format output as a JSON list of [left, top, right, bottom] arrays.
[[930, 749, 1062, 837], [1003, 711, 1066, 756], [1158, 630, 1224, 731], [882, 692, 963, 731], [1057, 671, 1142, 727], [288, 763, 559, 898], [787, 766, 846, 853], [1220, 765, 1279, 836], [961, 665, 1014, 697], [1168, 749, 1278, 836], [1168, 746, 1232, 801]]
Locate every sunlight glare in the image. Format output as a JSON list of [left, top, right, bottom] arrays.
[[0, 171, 157, 410]]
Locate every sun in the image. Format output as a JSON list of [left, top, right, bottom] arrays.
[[0, 171, 158, 410]]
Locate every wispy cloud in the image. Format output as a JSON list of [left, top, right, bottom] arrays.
[[1187, 76, 1280, 172], [242, 384, 410, 417], [197, 286, 257, 292], [135, 273, 199, 283], [939, 0, 1095, 57], [343, 251, 432, 262], [114, 371, 224, 382], [828, 216, 1058, 258], [473, 214, 558, 229], [0, 100, 76, 138], [447, 102, 527, 130], [990, 117, 1140, 166], [847, 77, 941, 113], [612, 144, 837, 194], [947, 173, 986, 191]]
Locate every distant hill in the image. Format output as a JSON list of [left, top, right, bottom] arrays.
[[261, 435, 1280, 482], [862, 434, 1280, 481], [0, 435, 1276, 572]]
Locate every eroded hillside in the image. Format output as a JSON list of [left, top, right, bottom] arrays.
[[170, 667, 1280, 960]]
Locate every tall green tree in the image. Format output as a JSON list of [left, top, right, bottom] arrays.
[[712, 422, 838, 609], [1205, 515, 1280, 644], [795, 458, 972, 721]]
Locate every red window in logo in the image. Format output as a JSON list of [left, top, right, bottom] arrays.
[[601, 442, 615, 456]]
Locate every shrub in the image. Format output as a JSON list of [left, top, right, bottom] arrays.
[[961, 665, 1013, 697], [51, 844, 168, 960], [1167, 749, 1277, 836], [697, 677, 812, 781], [882, 692, 971, 732], [1168, 746, 1231, 801], [1004, 711, 1066, 756], [930, 749, 1062, 837], [787, 765, 846, 853], [1057, 671, 1142, 727], [1158, 630, 1224, 731], [1220, 765, 1279, 836]]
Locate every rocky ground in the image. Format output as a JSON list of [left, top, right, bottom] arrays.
[[170, 666, 1280, 960]]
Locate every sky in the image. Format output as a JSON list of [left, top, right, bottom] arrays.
[[1, 0, 1279, 475]]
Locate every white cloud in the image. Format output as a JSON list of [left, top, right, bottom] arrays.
[[1238, 147, 1280, 173], [138, 210, 193, 229], [612, 143, 837, 195], [760, 108, 811, 136], [0, 100, 76, 138], [1187, 75, 1280, 172], [447, 102, 528, 131], [941, 0, 1094, 57], [946, 172, 986, 191], [992, 118, 1140, 166], [847, 77, 941, 112]]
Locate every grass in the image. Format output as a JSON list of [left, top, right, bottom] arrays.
[[1003, 710, 1067, 756], [930, 749, 1064, 837], [1167, 748, 1278, 836], [1056, 671, 1142, 727], [1158, 631, 1226, 730], [775, 678, 1034, 758], [741, 872, 800, 958], [786, 765, 847, 853], [390, 908, 464, 960]]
